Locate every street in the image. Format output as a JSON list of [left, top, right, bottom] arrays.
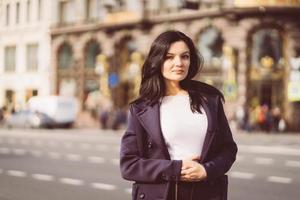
[[0, 129, 299, 200]]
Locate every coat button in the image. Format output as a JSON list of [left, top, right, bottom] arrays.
[[139, 193, 145, 199], [147, 142, 152, 148]]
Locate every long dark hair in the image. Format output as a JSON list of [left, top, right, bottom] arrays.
[[133, 30, 204, 113]]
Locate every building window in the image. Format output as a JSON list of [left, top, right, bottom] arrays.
[[58, 43, 73, 69], [27, 0, 31, 22], [4, 46, 16, 72], [251, 28, 283, 70], [197, 27, 224, 69], [16, 2, 20, 24], [59, 0, 76, 24], [37, 0, 42, 20], [6, 4, 10, 25], [85, 41, 100, 68], [27, 44, 38, 71]]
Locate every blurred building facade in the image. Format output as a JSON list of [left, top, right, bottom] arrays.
[[50, 0, 300, 131], [1, 0, 300, 131], [0, 0, 53, 112]]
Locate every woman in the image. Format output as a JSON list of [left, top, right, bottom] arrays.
[[120, 30, 237, 200]]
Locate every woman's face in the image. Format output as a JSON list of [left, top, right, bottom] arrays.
[[161, 41, 190, 85]]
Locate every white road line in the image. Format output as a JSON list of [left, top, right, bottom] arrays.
[[60, 178, 84, 186], [12, 149, 26, 155], [30, 150, 43, 157], [124, 188, 132, 194], [48, 152, 62, 159], [80, 143, 91, 150], [110, 158, 119, 166], [32, 174, 54, 181], [285, 160, 300, 168], [229, 171, 255, 179], [0, 147, 10, 154], [96, 144, 108, 151], [254, 157, 274, 165], [91, 183, 116, 191], [239, 145, 300, 156], [66, 154, 82, 161], [267, 176, 292, 184], [87, 156, 105, 164], [7, 170, 27, 177]]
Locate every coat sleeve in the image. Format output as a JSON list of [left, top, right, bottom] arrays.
[[120, 105, 182, 183], [203, 97, 238, 180]]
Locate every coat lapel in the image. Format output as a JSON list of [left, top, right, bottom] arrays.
[[200, 98, 217, 163], [137, 103, 171, 160]]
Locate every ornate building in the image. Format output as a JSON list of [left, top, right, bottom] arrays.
[[50, 0, 300, 131], [0, 0, 53, 112]]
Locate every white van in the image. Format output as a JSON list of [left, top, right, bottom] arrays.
[[27, 96, 79, 128]]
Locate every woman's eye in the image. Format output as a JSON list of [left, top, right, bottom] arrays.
[[182, 54, 190, 59], [165, 56, 173, 60]]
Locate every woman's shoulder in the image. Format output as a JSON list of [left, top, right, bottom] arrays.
[[190, 80, 224, 102]]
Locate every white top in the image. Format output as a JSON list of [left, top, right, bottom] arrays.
[[160, 94, 208, 160]]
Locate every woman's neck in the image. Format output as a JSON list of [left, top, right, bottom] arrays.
[[165, 81, 187, 96]]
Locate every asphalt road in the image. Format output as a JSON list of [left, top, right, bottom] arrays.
[[0, 129, 299, 200]]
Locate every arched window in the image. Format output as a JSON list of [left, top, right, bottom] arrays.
[[251, 28, 282, 70], [58, 43, 73, 69], [197, 27, 224, 68], [85, 41, 100, 68]]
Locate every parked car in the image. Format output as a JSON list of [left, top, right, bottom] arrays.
[[4, 110, 53, 129], [27, 95, 79, 128]]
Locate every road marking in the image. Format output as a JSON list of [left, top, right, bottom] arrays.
[[239, 145, 300, 156], [254, 157, 274, 165], [124, 188, 131, 194], [267, 176, 292, 184], [48, 152, 62, 159], [111, 158, 119, 166], [66, 154, 82, 161], [91, 183, 116, 191], [285, 160, 300, 168], [87, 156, 105, 163], [79, 143, 92, 150], [60, 178, 84, 186], [7, 170, 27, 177], [0, 147, 10, 154], [12, 148, 26, 155], [229, 171, 255, 179], [32, 174, 54, 181], [96, 144, 108, 151], [30, 150, 43, 157]]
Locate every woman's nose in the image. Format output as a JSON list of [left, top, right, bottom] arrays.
[[174, 56, 182, 66]]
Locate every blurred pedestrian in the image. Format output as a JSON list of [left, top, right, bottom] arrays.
[[120, 30, 237, 200]]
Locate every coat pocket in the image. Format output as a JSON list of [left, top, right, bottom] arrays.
[[132, 182, 169, 200]]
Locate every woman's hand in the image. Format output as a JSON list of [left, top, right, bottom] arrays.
[[180, 156, 207, 182]]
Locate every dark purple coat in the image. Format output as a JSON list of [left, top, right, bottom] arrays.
[[120, 81, 238, 200]]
